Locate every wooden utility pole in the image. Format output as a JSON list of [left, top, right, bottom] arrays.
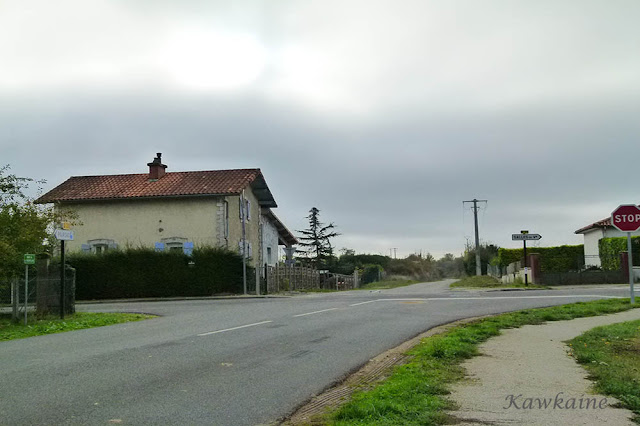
[[463, 199, 488, 276]]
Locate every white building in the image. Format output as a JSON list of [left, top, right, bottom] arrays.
[[575, 217, 640, 267]]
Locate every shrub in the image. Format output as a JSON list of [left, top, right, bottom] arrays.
[[361, 264, 384, 284], [497, 245, 584, 272], [67, 247, 249, 300], [599, 236, 640, 271]]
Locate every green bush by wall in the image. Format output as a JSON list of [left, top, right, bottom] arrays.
[[599, 237, 640, 271], [361, 264, 384, 284], [67, 247, 253, 300], [497, 245, 584, 272]]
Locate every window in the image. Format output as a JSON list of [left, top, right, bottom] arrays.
[[238, 197, 251, 221], [87, 239, 116, 254], [267, 247, 272, 264], [238, 240, 252, 258], [161, 237, 187, 252], [224, 200, 229, 238]]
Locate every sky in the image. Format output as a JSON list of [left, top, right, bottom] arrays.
[[1, 0, 639, 259]]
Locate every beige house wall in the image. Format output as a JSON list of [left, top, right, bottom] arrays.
[[227, 189, 262, 266], [60, 187, 264, 266], [61, 197, 221, 252]]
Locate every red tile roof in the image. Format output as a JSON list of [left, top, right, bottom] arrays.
[[574, 217, 611, 234], [35, 169, 277, 207]]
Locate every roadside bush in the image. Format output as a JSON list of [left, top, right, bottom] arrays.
[[497, 245, 584, 272], [599, 236, 640, 271], [67, 247, 248, 300], [361, 264, 384, 284]]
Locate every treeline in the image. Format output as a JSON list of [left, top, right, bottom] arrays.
[[326, 251, 465, 284]]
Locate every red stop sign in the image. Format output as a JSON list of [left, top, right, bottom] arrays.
[[611, 204, 640, 232]]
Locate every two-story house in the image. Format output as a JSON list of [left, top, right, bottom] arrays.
[[35, 153, 297, 266]]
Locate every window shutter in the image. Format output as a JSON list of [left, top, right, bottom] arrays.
[[246, 200, 251, 221]]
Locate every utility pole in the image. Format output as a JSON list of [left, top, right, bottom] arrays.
[[241, 190, 247, 295], [393, 248, 398, 259], [463, 198, 488, 276]]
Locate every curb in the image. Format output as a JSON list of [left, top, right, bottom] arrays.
[[77, 295, 291, 305]]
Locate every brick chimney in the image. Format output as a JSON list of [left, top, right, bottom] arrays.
[[147, 153, 167, 181]]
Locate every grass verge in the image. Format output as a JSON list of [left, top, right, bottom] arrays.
[[0, 312, 154, 342], [328, 298, 638, 425], [450, 275, 549, 290], [569, 319, 640, 423], [360, 279, 421, 290]]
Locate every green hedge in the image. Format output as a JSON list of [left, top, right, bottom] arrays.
[[497, 245, 584, 272], [599, 236, 640, 271], [67, 247, 253, 300], [361, 264, 384, 284]]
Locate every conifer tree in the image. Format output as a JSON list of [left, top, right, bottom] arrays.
[[297, 207, 339, 269]]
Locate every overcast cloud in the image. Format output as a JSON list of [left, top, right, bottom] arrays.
[[1, 0, 639, 258]]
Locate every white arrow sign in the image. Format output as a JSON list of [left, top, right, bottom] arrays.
[[512, 234, 542, 241], [54, 229, 74, 241]]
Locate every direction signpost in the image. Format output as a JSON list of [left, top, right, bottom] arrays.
[[54, 226, 74, 319], [23, 254, 35, 325], [512, 231, 542, 287], [611, 204, 640, 304]]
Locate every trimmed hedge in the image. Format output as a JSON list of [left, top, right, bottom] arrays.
[[67, 247, 253, 300], [599, 236, 640, 271], [497, 245, 584, 272]]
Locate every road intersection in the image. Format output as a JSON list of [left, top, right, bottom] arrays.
[[1, 280, 634, 425]]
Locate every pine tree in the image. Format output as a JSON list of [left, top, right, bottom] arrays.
[[297, 207, 340, 269]]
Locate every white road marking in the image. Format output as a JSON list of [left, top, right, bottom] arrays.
[[198, 320, 273, 336], [372, 295, 621, 303], [350, 300, 377, 306], [293, 308, 339, 317]]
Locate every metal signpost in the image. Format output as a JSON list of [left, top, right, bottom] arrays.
[[55, 226, 74, 319], [512, 231, 542, 287], [611, 204, 640, 304], [23, 254, 35, 325]]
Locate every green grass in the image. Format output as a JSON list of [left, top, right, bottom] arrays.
[[327, 298, 638, 425], [0, 312, 155, 341], [570, 319, 640, 423], [450, 275, 549, 290], [360, 279, 421, 290]]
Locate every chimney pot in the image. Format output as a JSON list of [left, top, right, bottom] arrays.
[[147, 153, 167, 180]]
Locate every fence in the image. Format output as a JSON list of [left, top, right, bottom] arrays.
[[0, 261, 75, 320], [494, 253, 631, 286], [260, 264, 359, 293]]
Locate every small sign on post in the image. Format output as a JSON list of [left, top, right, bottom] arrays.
[[512, 231, 542, 287], [611, 204, 640, 304], [24, 254, 36, 265], [54, 229, 74, 241]]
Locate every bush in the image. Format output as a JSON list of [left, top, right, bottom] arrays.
[[497, 245, 584, 272], [67, 247, 250, 300], [599, 236, 640, 271], [361, 264, 384, 284]]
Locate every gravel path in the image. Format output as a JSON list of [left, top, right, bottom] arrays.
[[449, 309, 640, 425]]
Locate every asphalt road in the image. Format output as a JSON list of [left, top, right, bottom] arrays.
[[1, 281, 634, 425]]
